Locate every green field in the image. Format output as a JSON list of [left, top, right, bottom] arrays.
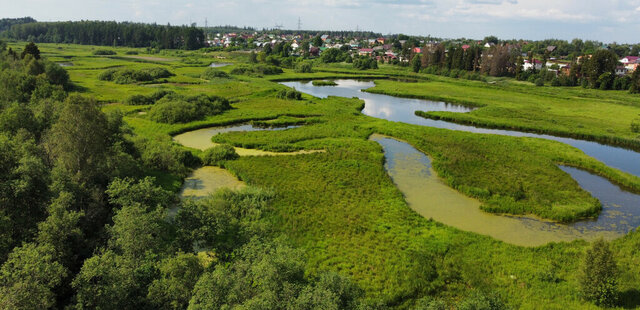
[[22, 42, 640, 308]]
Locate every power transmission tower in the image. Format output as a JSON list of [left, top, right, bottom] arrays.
[[297, 17, 302, 30], [205, 18, 208, 29], [274, 23, 283, 30]]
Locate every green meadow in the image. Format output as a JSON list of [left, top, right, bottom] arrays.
[[26, 42, 640, 308]]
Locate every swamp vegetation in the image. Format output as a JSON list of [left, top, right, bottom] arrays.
[[1, 41, 640, 309]]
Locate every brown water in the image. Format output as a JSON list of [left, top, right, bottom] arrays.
[[372, 134, 630, 246], [180, 166, 246, 199], [172, 124, 321, 156]]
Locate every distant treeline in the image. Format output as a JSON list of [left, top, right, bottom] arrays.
[[0, 17, 36, 32], [3, 20, 205, 50]]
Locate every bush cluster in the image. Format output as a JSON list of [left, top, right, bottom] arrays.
[[276, 89, 303, 100], [353, 57, 378, 70], [98, 67, 173, 84], [202, 144, 239, 165], [93, 49, 116, 55], [148, 93, 230, 123], [201, 67, 230, 80], [230, 64, 283, 76]]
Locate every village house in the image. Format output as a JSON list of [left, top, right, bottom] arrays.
[[523, 59, 543, 71], [358, 48, 374, 56]]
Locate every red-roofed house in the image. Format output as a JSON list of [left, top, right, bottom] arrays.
[[413, 47, 422, 54], [358, 48, 374, 56], [461, 44, 470, 51], [621, 56, 640, 72]]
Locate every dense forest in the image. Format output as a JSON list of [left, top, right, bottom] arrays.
[[3, 20, 205, 50], [0, 17, 36, 32]]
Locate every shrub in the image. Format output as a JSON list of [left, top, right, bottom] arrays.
[[353, 57, 378, 70], [535, 78, 544, 87], [124, 51, 138, 55], [124, 94, 153, 105], [93, 49, 117, 56], [97, 67, 173, 84], [202, 144, 239, 165], [148, 94, 230, 123], [551, 77, 561, 87], [201, 68, 230, 79], [276, 89, 303, 100], [230, 64, 283, 76], [579, 239, 618, 306], [98, 68, 118, 81], [135, 138, 200, 175], [631, 118, 640, 133], [295, 61, 313, 73]]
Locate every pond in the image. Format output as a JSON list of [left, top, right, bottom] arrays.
[[209, 62, 232, 68], [180, 166, 246, 199], [172, 123, 312, 156], [281, 79, 640, 178], [373, 134, 640, 246]]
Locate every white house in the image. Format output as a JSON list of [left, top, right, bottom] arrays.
[[523, 59, 543, 71]]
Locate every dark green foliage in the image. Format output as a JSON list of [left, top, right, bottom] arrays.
[[148, 253, 203, 310], [535, 78, 544, 86], [0, 243, 67, 309], [0, 133, 50, 260], [107, 177, 175, 210], [579, 239, 618, 306], [188, 239, 362, 309], [98, 67, 173, 84], [412, 55, 422, 73], [230, 64, 283, 76], [631, 117, 640, 133], [93, 49, 117, 56], [44, 61, 70, 87], [21, 42, 40, 60], [202, 144, 239, 165], [353, 56, 378, 70], [582, 50, 619, 89], [124, 89, 175, 105], [295, 61, 313, 73], [200, 67, 230, 80], [7, 21, 205, 50], [125, 50, 139, 55], [0, 17, 36, 32], [458, 291, 508, 310], [276, 88, 303, 100], [148, 94, 230, 123], [176, 187, 272, 257], [630, 67, 640, 94], [321, 48, 346, 63], [124, 94, 154, 105], [134, 138, 200, 175]]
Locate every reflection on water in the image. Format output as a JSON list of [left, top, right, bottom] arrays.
[[281, 80, 640, 178], [209, 62, 231, 68], [373, 134, 640, 246]]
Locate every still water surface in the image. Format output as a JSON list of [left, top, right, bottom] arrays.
[[281, 80, 640, 178], [374, 135, 640, 246]]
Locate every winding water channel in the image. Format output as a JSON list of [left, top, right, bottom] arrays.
[[281, 80, 640, 178], [282, 79, 640, 245]]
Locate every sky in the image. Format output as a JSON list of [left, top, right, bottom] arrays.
[[5, 0, 640, 43]]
